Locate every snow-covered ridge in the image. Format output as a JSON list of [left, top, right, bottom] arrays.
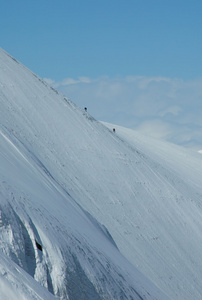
[[0, 48, 202, 299]]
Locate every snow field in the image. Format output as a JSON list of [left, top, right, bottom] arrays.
[[0, 47, 202, 299]]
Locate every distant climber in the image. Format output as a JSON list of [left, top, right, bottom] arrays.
[[84, 107, 87, 112], [113, 128, 116, 133]]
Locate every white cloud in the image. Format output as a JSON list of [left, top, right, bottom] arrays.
[[159, 106, 181, 117], [61, 78, 79, 85], [136, 119, 172, 140], [78, 76, 91, 83], [60, 76, 92, 86], [45, 75, 202, 149]]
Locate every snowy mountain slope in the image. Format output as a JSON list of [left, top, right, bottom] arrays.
[[0, 49, 170, 299], [0, 251, 56, 300], [0, 47, 202, 299], [0, 130, 167, 300]]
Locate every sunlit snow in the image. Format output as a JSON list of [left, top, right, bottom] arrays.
[[0, 48, 202, 299]]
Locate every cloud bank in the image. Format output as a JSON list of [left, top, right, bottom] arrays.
[[44, 76, 202, 150]]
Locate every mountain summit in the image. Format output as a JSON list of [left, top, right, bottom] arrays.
[[0, 48, 202, 299]]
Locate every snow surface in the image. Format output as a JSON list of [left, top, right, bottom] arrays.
[[0, 47, 202, 299]]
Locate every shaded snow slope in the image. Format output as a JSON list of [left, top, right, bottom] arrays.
[[0, 48, 170, 299], [0, 47, 202, 299], [0, 252, 56, 300], [0, 129, 164, 300]]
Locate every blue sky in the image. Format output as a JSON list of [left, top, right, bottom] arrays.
[[1, 0, 202, 148], [1, 0, 202, 80]]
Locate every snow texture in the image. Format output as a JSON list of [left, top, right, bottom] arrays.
[[0, 48, 202, 299]]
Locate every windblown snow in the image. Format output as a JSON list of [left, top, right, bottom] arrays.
[[0, 48, 202, 299]]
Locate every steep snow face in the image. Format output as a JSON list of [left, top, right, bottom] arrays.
[[1, 130, 163, 300], [0, 47, 202, 299], [0, 252, 56, 300], [0, 49, 169, 300]]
